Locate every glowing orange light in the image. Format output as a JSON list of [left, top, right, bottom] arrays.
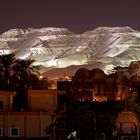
[[39, 75, 43, 79]]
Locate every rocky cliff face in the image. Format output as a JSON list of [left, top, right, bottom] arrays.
[[0, 26, 140, 77]]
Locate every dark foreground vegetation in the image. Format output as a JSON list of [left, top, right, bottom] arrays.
[[0, 53, 40, 110], [0, 137, 49, 140], [65, 92, 140, 140]]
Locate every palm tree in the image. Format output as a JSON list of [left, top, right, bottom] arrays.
[[12, 58, 40, 89], [0, 53, 16, 90], [12, 58, 40, 110], [0, 53, 40, 110]]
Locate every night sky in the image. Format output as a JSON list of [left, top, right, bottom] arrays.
[[0, 0, 140, 34]]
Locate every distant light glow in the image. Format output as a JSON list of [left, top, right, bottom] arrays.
[[39, 75, 43, 79], [64, 76, 72, 81]]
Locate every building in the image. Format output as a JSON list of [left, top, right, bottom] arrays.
[[116, 112, 139, 140], [0, 89, 66, 138], [71, 68, 129, 102]]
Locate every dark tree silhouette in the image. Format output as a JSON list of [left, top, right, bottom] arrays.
[[12, 58, 40, 110], [0, 53, 17, 90], [12, 59, 40, 90]]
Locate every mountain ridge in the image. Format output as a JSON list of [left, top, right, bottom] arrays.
[[0, 26, 140, 78]]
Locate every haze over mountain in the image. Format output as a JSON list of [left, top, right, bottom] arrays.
[[0, 26, 140, 78]]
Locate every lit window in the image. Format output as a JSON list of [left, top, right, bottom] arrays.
[[10, 127, 19, 137]]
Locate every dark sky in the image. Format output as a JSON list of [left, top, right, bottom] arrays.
[[0, 0, 140, 33]]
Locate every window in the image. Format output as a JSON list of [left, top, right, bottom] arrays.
[[0, 128, 3, 136], [10, 127, 19, 137], [0, 101, 3, 111]]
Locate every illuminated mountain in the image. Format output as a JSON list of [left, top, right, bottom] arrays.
[[0, 26, 140, 77]]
